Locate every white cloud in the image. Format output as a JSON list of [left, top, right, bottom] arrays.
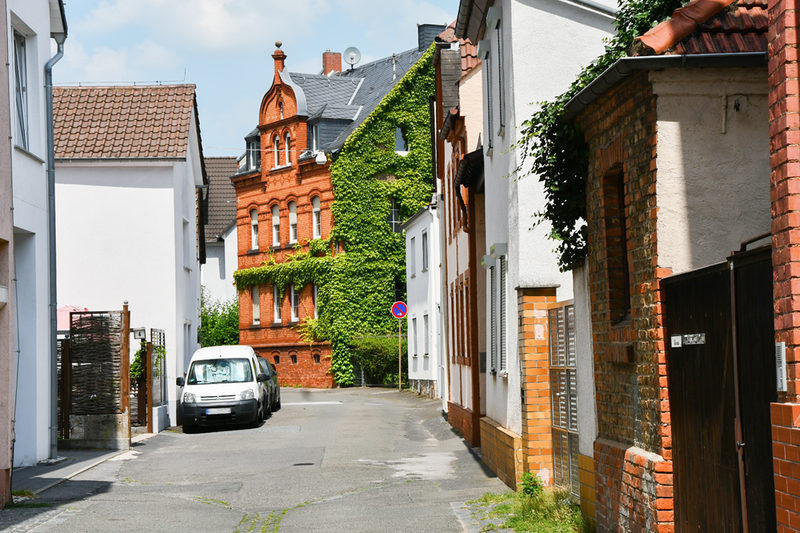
[[57, 38, 181, 84]]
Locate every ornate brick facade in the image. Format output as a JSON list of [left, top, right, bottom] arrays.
[[577, 71, 673, 531], [232, 45, 334, 388]]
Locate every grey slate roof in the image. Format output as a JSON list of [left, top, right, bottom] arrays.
[[329, 47, 425, 151], [205, 157, 238, 241]]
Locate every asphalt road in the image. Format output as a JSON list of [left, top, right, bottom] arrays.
[[1, 388, 509, 532]]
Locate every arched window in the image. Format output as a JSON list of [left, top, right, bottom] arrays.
[[311, 196, 321, 238], [271, 205, 280, 246], [288, 201, 297, 243], [273, 135, 280, 167], [395, 127, 408, 152], [251, 285, 260, 325], [273, 284, 282, 323], [284, 132, 291, 166], [249, 209, 259, 250], [279, 102, 284, 120]]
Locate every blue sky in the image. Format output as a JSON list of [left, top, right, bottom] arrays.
[[55, 0, 455, 157]]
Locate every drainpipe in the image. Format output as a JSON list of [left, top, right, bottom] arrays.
[[46, 34, 65, 459]]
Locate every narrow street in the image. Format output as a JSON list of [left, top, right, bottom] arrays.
[[1, 389, 508, 532]]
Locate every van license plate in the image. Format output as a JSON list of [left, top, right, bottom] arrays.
[[205, 408, 231, 415]]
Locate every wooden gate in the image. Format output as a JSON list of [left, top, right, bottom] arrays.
[[663, 246, 776, 532]]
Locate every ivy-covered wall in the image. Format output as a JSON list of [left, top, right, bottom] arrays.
[[233, 44, 436, 385]]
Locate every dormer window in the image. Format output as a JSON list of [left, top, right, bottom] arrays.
[[310, 123, 319, 153], [395, 127, 408, 153], [273, 135, 280, 167], [284, 132, 291, 166], [248, 138, 261, 170]]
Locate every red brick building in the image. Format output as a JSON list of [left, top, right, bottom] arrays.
[[232, 34, 440, 387], [565, 0, 774, 529]]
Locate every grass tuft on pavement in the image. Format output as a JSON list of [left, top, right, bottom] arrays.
[[470, 488, 594, 532]]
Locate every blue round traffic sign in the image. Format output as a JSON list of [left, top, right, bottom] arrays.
[[391, 301, 407, 319]]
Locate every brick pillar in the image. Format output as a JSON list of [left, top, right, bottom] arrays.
[[770, 1, 800, 530], [518, 287, 557, 484]]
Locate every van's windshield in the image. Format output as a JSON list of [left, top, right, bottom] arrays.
[[187, 358, 253, 385]]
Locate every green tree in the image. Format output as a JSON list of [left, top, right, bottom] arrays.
[[199, 294, 239, 346]]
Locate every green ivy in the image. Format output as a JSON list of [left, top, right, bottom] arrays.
[[234, 44, 436, 385], [515, 0, 686, 270]]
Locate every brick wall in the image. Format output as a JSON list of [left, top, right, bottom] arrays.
[[577, 71, 673, 530], [480, 416, 523, 490], [518, 288, 557, 483], [578, 453, 597, 521], [231, 50, 336, 389], [770, 0, 800, 529], [448, 401, 478, 445]]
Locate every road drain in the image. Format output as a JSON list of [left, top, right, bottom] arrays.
[[292, 462, 315, 466]]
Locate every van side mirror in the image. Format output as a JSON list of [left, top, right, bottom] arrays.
[[257, 373, 268, 383], [176, 377, 185, 387]]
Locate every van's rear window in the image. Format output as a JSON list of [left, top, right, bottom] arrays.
[[187, 358, 253, 385]]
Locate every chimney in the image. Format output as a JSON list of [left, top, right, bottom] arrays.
[[323, 49, 341, 75], [272, 41, 286, 78], [417, 24, 447, 51]]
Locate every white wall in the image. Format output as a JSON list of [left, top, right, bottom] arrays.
[[653, 68, 771, 273], [481, 0, 615, 435], [9, 0, 59, 466], [405, 207, 441, 395], [56, 155, 202, 427], [201, 223, 237, 305], [573, 262, 596, 457]]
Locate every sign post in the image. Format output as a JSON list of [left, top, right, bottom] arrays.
[[391, 301, 407, 390]]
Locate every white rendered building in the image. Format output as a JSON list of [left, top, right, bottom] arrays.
[[8, 0, 67, 469], [402, 204, 442, 399], [53, 85, 207, 429], [201, 156, 238, 306]]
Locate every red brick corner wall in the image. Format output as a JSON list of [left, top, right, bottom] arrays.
[[448, 401, 479, 446], [769, 0, 800, 530], [577, 71, 673, 531]]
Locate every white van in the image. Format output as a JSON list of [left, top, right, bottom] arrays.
[[176, 345, 268, 432]]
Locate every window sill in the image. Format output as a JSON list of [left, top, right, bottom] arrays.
[[270, 322, 282, 327], [410, 274, 416, 279], [246, 249, 260, 255], [270, 164, 292, 173], [183, 266, 192, 272], [289, 320, 300, 325], [412, 354, 418, 358], [498, 370, 508, 379], [395, 150, 409, 157], [14, 145, 45, 164], [421, 268, 428, 273], [270, 245, 282, 251], [249, 324, 261, 329]]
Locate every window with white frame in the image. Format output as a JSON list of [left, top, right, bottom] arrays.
[[421, 231, 428, 271], [248, 138, 261, 170], [271, 205, 280, 246], [13, 31, 28, 150], [495, 19, 505, 132], [313, 284, 318, 318], [290, 285, 300, 321], [423, 314, 429, 355], [284, 132, 291, 166], [409, 236, 416, 276], [273, 285, 282, 323], [489, 265, 497, 373], [412, 317, 418, 356], [288, 201, 297, 243], [499, 255, 507, 371], [273, 136, 280, 167], [479, 39, 493, 152], [388, 198, 401, 233], [279, 102, 284, 119], [310, 123, 319, 152], [312, 196, 322, 238], [251, 285, 260, 325], [250, 209, 259, 250], [395, 127, 408, 152]]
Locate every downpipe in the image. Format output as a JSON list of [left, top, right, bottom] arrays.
[[46, 36, 65, 459]]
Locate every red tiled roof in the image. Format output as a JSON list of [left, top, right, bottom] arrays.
[[54, 85, 197, 159], [633, 0, 767, 56], [438, 21, 480, 76]]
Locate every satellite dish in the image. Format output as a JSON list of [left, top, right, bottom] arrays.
[[343, 46, 361, 70]]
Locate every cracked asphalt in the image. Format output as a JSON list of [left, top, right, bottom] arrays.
[[0, 388, 509, 532]]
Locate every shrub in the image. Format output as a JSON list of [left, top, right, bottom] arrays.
[[521, 472, 544, 497], [349, 335, 408, 386], [199, 295, 240, 346]]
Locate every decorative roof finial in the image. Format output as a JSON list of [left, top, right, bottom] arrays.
[[275, 41, 282, 49]]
